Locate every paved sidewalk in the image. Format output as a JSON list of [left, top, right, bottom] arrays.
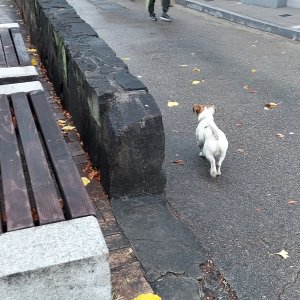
[[179, 0, 300, 41]]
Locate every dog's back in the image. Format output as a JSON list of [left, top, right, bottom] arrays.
[[193, 104, 228, 177]]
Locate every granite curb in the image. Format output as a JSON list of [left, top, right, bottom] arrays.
[[177, 0, 300, 41]]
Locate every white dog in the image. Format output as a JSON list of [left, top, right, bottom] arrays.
[[193, 104, 228, 177]]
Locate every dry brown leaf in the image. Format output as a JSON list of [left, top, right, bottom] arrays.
[[276, 133, 284, 139], [264, 102, 278, 110], [237, 148, 245, 153], [171, 159, 185, 165], [288, 199, 297, 205], [243, 84, 257, 93]]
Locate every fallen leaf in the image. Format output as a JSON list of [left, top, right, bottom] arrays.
[[168, 101, 179, 107], [274, 250, 289, 259], [289, 132, 295, 135], [31, 58, 37, 66], [193, 67, 201, 72], [236, 122, 244, 127], [179, 64, 188, 67], [243, 84, 257, 93], [192, 80, 205, 85], [251, 68, 257, 73], [276, 133, 284, 139], [237, 148, 245, 153], [57, 119, 67, 125], [61, 125, 75, 131], [288, 199, 297, 205], [122, 57, 130, 61], [171, 159, 185, 165], [264, 102, 278, 110], [27, 48, 37, 53], [81, 177, 90, 186]]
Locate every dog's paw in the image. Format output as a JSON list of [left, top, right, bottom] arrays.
[[210, 170, 218, 178], [217, 170, 221, 176]]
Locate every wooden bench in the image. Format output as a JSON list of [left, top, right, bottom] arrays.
[[0, 26, 37, 84], [0, 91, 96, 233]]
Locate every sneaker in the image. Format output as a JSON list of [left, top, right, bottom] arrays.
[[149, 13, 157, 21], [160, 12, 172, 22]]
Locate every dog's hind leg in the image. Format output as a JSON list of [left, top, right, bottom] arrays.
[[216, 153, 226, 175], [206, 153, 218, 177]]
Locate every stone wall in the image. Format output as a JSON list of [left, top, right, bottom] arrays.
[[15, 0, 165, 198]]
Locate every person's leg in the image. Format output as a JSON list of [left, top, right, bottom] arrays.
[[161, 0, 170, 13], [148, 0, 155, 14]]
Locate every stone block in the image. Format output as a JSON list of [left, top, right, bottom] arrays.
[[0, 216, 111, 300], [15, 0, 166, 197]]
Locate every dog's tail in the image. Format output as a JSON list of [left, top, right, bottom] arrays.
[[204, 120, 219, 140]]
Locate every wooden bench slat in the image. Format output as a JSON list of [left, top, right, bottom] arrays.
[[11, 93, 65, 225], [0, 38, 6, 67], [10, 28, 31, 66], [0, 28, 19, 67], [0, 94, 34, 231], [30, 91, 96, 219]]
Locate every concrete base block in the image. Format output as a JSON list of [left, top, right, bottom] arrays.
[[0, 216, 111, 300], [0, 23, 19, 28], [0, 81, 43, 94], [0, 66, 38, 84]]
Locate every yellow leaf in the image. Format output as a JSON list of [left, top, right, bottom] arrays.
[[133, 294, 161, 300], [122, 57, 130, 61], [57, 119, 67, 125], [27, 48, 37, 53], [251, 68, 257, 73], [243, 84, 249, 90], [168, 101, 179, 107], [81, 177, 90, 186], [179, 64, 188, 67], [61, 125, 75, 131], [193, 67, 201, 72], [192, 80, 205, 85], [31, 58, 37, 66], [274, 250, 289, 259], [264, 102, 278, 110]]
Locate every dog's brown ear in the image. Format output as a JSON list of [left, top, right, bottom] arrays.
[[192, 104, 204, 114]]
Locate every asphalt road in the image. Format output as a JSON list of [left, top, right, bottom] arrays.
[[67, 0, 300, 298]]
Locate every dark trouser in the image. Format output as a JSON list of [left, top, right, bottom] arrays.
[[148, 0, 170, 14]]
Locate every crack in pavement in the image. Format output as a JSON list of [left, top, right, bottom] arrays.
[[278, 269, 300, 300]]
